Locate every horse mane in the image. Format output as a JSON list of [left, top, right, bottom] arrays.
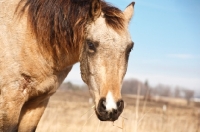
[[16, 0, 125, 62]]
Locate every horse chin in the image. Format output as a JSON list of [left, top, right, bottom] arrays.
[[94, 108, 119, 122]]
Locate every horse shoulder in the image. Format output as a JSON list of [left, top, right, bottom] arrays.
[[0, 0, 65, 99]]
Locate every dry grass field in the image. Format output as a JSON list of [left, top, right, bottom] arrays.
[[36, 90, 200, 132]]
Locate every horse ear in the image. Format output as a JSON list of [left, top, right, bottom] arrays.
[[123, 2, 135, 22], [90, 0, 101, 20]]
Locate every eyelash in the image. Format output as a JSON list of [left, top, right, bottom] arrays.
[[128, 47, 133, 53], [128, 44, 133, 54]]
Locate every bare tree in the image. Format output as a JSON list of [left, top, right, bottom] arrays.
[[122, 79, 149, 96], [183, 89, 194, 105], [174, 87, 181, 98], [151, 84, 171, 97]]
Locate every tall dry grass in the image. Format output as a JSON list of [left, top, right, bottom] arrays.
[[36, 90, 200, 132]]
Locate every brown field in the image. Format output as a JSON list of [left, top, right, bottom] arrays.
[[36, 90, 200, 132]]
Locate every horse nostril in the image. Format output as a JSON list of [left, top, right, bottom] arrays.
[[99, 98, 106, 111], [102, 101, 106, 109], [117, 100, 124, 111]]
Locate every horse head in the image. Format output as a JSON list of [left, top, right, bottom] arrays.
[[80, 0, 134, 121]]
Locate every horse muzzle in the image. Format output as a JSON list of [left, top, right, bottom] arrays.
[[95, 98, 124, 121]]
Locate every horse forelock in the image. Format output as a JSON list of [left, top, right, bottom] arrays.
[[101, 2, 125, 33], [15, 0, 125, 62]]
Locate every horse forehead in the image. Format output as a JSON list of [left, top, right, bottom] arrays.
[[87, 17, 130, 47]]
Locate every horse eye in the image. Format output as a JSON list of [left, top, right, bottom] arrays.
[[87, 42, 95, 51], [128, 47, 133, 53], [126, 42, 134, 61], [128, 46, 133, 54], [128, 42, 134, 53]]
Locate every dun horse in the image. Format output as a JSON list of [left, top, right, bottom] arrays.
[[0, 0, 134, 131]]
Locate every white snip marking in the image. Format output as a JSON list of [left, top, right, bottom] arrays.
[[106, 91, 117, 111]]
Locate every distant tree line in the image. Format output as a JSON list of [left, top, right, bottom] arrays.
[[59, 79, 195, 102], [121, 79, 195, 102], [59, 81, 88, 92]]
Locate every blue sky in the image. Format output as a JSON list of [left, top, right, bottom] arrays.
[[66, 0, 200, 91]]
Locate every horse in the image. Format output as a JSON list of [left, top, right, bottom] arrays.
[[0, 0, 134, 131]]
